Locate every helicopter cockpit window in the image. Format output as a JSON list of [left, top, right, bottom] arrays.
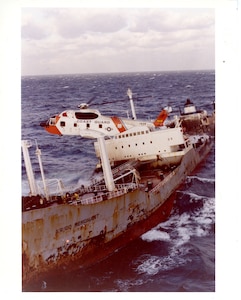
[[75, 112, 98, 120]]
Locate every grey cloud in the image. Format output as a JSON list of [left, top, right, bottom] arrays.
[[129, 11, 169, 33], [86, 13, 126, 33], [21, 8, 215, 76], [22, 23, 48, 40], [129, 9, 214, 33], [22, 8, 127, 40], [56, 10, 127, 39]]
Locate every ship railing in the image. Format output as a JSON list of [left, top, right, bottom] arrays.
[[149, 169, 176, 194], [74, 182, 138, 205], [37, 178, 64, 196], [111, 159, 138, 176], [90, 159, 138, 186]]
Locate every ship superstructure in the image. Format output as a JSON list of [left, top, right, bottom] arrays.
[[179, 98, 215, 134], [94, 123, 190, 167]]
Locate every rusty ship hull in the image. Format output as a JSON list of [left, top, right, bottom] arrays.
[[22, 138, 213, 288]]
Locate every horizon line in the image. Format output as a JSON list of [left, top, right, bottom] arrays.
[[21, 68, 215, 77]]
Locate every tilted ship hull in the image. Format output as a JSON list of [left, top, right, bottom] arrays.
[[22, 138, 213, 288], [22, 91, 215, 288]]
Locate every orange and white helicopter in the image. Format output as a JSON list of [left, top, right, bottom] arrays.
[[40, 88, 172, 139]]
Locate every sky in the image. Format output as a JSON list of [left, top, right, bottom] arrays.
[[21, 7, 215, 75]]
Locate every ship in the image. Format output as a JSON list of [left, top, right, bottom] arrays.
[[178, 98, 215, 135], [22, 89, 215, 289]]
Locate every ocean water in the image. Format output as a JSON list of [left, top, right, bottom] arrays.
[[21, 70, 215, 292]]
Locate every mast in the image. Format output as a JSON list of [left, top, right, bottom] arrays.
[[127, 88, 137, 120], [21, 140, 38, 196], [97, 136, 115, 191], [35, 140, 49, 200]]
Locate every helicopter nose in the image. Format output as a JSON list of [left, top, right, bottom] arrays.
[[40, 120, 62, 135]]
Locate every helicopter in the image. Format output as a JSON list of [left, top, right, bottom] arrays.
[[40, 88, 172, 139]]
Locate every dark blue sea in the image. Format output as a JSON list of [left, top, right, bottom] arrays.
[[21, 70, 215, 292]]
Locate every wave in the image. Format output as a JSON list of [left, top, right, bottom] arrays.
[[114, 278, 145, 292], [136, 196, 215, 276], [187, 175, 215, 184], [147, 194, 214, 234], [135, 246, 191, 276], [141, 230, 170, 242], [177, 190, 209, 202], [174, 191, 211, 216]]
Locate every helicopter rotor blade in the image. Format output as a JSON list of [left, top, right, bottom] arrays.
[[87, 95, 97, 105], [100, 97, 128, 106], [134, 95, 153, 99], [80, 90, 153, 108]]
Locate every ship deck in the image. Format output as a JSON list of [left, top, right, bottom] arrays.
[[22, 161, 176, 211]]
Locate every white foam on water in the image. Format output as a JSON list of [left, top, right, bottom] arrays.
[[187, 175, 215, 184], [76, 178, 92, 187], [22, 180, 30, 196], [136, 255, 163, 275], [176, 226, 191, 246], [141, 229, 170, 242], [135, 195, 215, 277], [195, 226, 207, 237], [136, 246, 191, 276], [114, 278, 145, 292], [175, 197, 215, 245], [180, 191, 207, 201]]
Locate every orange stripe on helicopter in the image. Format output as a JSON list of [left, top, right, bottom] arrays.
[[153, 109, 168, 127], [111, 116, 127, 133]]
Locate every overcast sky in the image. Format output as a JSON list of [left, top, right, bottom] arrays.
[[21, 7, 215, 76]]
